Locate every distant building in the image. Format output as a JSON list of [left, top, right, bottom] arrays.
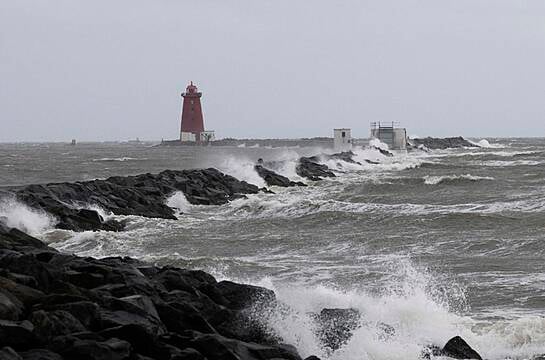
[[370, 122, 407, 150], [180, 81, 215, 143], [333, 128, 352, 151]]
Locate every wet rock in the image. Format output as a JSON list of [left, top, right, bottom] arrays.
[[38, 301, 101, 330], [176, 347, 207, 360], [411, 137, 477, 150], [99, 308, 166, 337], [9, 168, 260, 232], [371, 146, 394, 157], [441, 336, 482, 360], [296, 157, 336, 181], [254, 165, 306, 187], [189, 332, 302, 360], [29, 310, 86, 342], [155, 301, 216, 334], [98, 324, 160, 358], [52, 336, 131, 360], [19, 349, 63, 360], [0, 347, 22, 360], [313, 308, 361, 351], [0, 320, 35, 349], [326, 151, 363, 164], [0, 289, 24, 321], [0, 227, 322, 360], [215, 281, 276, 310]]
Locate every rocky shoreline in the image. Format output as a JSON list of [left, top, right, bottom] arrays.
[[1, 153, 350, 233], [1, 140, 508, 359], [0, 225, 488, 360]]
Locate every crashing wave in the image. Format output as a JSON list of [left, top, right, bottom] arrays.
[[92, 157, 142, 162], [0, 197, 56, 235], [423, 174, 494, 185]]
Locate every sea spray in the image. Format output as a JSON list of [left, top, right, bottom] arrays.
[[0, 197, 56, 235], [166, 191, 192, 213], [218, 156, 267, 188]]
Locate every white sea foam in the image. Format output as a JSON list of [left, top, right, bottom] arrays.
[[476, 160, 541, 167], [166, 191, 192, 213], [469, 139, 504, 149], [0, 197, 56, 235], [369, 138, 389, 150], [423, 174, 494, 185], [92, 157, 141, 162], [210, 259, 545, 360]]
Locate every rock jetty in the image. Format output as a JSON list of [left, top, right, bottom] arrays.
[[411, 137, 478, 150], [7, 169, 260, 232]]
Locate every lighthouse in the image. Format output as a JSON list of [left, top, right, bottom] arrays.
[[180, 81, 215, 142]]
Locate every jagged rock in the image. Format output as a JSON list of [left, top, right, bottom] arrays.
[[0, 347, 22, 360], [254, 165, 306, 187], [155, 301, 216, 335], [19, 349, 63, 360], [0, 320, 35, 349], [51, 336, 131, 360], [0, 227, 322, 360], [38, 301, 101, 330], [99, 308, 167, 337], [441, 336, 482, 359], [371, 146, 394, 157], [313, 308, 360, 351], [7, 168, 260, 232], [215, 281, 276, 310], [326, 151, 363, 164], [411, 137, 477, 150], [296, 157, 336, 181], [189, 331, 302, 360], [176, 347, 207, 360], [29, 310, 87, 342], [0, 289, 24, 321]]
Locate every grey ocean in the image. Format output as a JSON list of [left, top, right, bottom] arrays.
[[1, 138, 544, 359]]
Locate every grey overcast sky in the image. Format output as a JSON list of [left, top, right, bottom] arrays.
[[1, 0, 544, 142]]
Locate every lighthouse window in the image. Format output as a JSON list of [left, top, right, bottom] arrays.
[[342, 132, 346, 138], [191, 100, 194, 105]]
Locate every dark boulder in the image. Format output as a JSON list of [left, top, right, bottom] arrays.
[[0, 289, 24, 321], [0, 347, 22, 360], [189, 332, 302, 360], [0, 320, 36, 350], [51, 336, 131, 360], [441, 336, 482, 360], [38, 301, 101, 330], [371, 146, 394, 157], [19, 349, 63, 360], [296, 158, 336, 181], [254, 165, 306, 187], [215, 281, 276, 310], [29, 310, 87, 342]]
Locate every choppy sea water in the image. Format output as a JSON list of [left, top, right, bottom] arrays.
[[1, 138, 545, 359]]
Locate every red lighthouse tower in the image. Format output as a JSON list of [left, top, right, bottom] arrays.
[[180, 81, 205, 142]]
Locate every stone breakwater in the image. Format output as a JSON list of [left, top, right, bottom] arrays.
[[2, 154, 345, 232], [410, 137, 478, 150], [0, 225, 488, 360]]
